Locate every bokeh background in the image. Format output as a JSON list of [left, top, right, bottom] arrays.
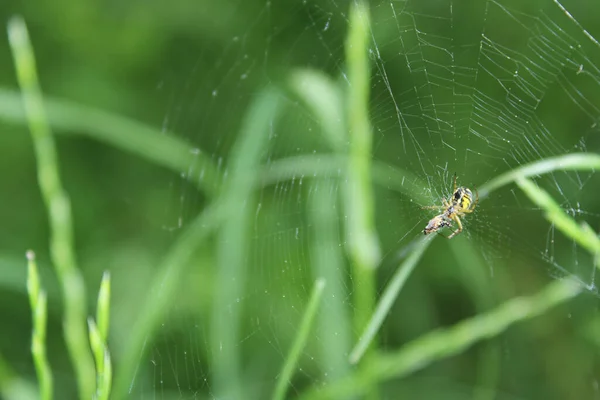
[[1, 0, 600, 399]]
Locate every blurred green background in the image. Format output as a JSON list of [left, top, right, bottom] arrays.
[[1, 0, 600, 399]]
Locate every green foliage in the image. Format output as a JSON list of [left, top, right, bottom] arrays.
[[1, 1, 599, 399]]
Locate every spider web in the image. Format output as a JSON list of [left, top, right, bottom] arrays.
[[124, 0, 600, 398]]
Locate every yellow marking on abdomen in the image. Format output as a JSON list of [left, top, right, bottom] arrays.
[[461, 195, 472, 210]]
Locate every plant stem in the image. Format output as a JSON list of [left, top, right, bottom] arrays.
[[8, 17, 95, 400], [26, 251, 53, 400]]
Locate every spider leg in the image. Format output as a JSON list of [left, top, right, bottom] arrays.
[[452, 172, 457, 193], [421, 205, 445, 210], [446, 215, 463, 239]]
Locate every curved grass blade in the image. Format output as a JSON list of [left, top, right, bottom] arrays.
[[0, 87, 221, 197], [516, 177, 600, 271], [479, 153, 600, 198]]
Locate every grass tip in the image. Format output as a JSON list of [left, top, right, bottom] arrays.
[[315, 278, 326, 291], [7, 16, 27, 43], [26, 249, 35, 261]]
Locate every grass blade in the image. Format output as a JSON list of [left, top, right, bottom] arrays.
[[479, 153, 600, 198], [88, 318, 112, 400], [449, 239, 501, 400], [0, 88, 221, 197], [344, 6, 380, 384], [96, 271, 111, 344], [516, 177, 600, 270], [90, 272, 112, 400], [26, 251, 53, 400], [301, 278, 581, 400], [309, 179, 352, 381], [211, 87, 282, 399], [374, 278, 581, 379], [272, 278, 326, 400], [8, 17, 95, 399], [112, 202, 222, 398], [349, 236, 432, 365], [289, 69, 346, 152]]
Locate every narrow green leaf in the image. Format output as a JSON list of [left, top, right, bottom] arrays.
[[289, 69, 346, 152], [301, 278, 581, 400], [516, 177, 600, 268], [272, 279, 326, 400], [212, 87, 282, 399], [480, 153, 600, 198], [26, 251, 53, 400], [349, 236, 432, 364], [96, 271, 111, 344]]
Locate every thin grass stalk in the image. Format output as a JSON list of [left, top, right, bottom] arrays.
[[516, 177, 600, 271], [301, 278, 581, 400], [26, 251, 52, 400], [272, 278, 326, 400], [90, 272, 112, 400], [344, 0, 380, 373], [96, 272, 111, 344], [211, 87, 282, 399], [8, 17, 96, 399], [88, 319, 111, 400], [113, 201, 222, 398], [349, 236, 432, 364], [309, 179, 352, 381], [449, 239, 501, 400]]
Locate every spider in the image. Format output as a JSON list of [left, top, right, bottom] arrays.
[[422, 174, 479, 239]]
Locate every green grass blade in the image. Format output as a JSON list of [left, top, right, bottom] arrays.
[[260, 155, 428, 204], [449, 239, 501, 400], [479, 153, 600, 198], [516, 177, 600, 270], [272, 278, 326, 400], [373, 278, 581, 379], [90, 272, 112, 400], [345, 1, 380, 274], [8, 17, 94, 399], [349, 236, 433, 365], [309, 179, 352, 381], [0, 88, 221, 197], [344, 6, 380, 381], [211, 87, 282, 399], [96, 271, 111, 344], [26, 251, 53, 400], [301, 278, 581, 400], [102, 350, 112, 400], [289, 69, 346, 152], [112, 202, 222, 399], [88, 318, 112, 400]]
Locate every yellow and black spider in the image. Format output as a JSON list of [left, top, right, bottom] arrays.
[[422, 174, 478, 239]]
